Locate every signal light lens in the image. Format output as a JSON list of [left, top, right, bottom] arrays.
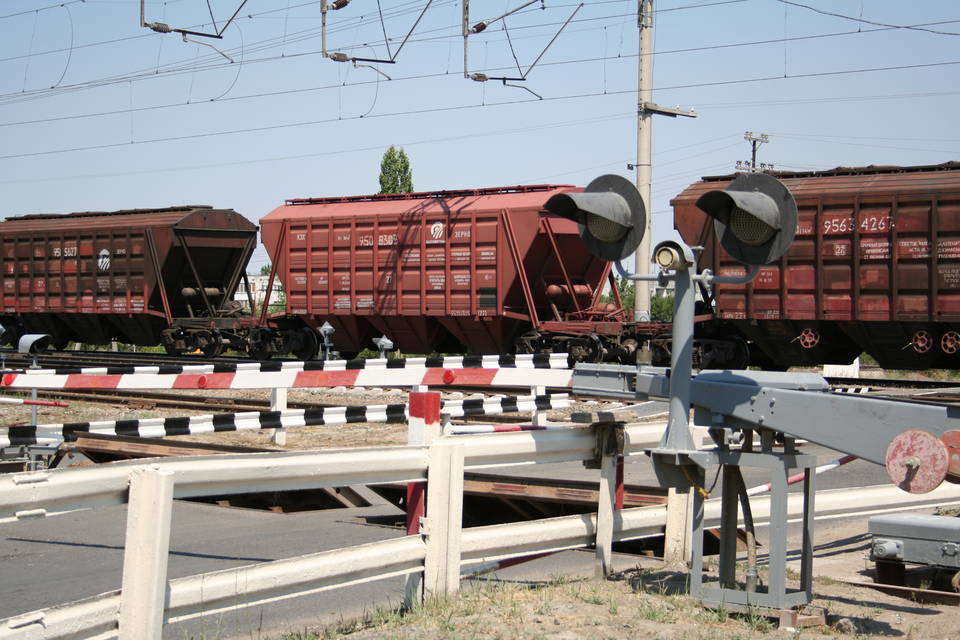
[[587, 214, 629, 243], [729, 206, 776, 246]]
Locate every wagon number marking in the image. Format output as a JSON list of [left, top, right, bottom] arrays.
[[822, 216, 893, 234], [357, 234, 398, 247]]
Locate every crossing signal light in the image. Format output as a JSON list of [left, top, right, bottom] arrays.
[[695, 172, 797, 266], [544, 174, 646, 261]]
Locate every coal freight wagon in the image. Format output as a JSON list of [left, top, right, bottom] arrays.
[[673, 162, 960, 370], [0, 206, 258, 356], [259, 184, 647, 362]]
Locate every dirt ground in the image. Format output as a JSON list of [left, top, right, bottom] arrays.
[[256, 504, 960, 640]]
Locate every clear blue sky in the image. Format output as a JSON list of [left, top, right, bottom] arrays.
[[2, 0, 958, 273]]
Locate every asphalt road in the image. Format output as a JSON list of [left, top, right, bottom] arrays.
[[0, 407, 913, 639]]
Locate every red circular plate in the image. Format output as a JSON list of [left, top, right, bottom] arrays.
[[944, 430, 960, 481], [885, 430, 949, 494]]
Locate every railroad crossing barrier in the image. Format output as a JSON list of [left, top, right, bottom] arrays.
[[0, 397, 68, 408], [0, 394, 572, 448], [0, 354, 574, 391]]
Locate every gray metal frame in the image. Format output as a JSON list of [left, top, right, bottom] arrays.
[[688, 447, 816, 610], [575, 238, 956, 614]]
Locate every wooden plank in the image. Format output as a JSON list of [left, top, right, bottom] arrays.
[[462, 473, 667, 508], [843, 579, 960, 606], [73, 432, 277, 462]]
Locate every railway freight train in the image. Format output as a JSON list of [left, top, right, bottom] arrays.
[[3, 162, 959, 370], [0, 188, 647, 362], [673, 162, 960, 370], [256, 184, 656, 362], [0, 206, 259, 356]]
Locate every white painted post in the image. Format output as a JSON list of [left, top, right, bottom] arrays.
[[823, 357, 860, 378], [119, 467, 174, 640], [662, 487, 693, 567], [406, 386, 440, 446], [663, 420, 698, 568], [530, 385, 546, 426], [423, 441, 465, 599], [271, 387, 288, 446], [595, 429, 617, 577]]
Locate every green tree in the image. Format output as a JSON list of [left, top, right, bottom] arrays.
[[651, 294, 674, 322], [602, 276, 635, 312], [378, 145, 414, 194], [603, 277, 673, 322]]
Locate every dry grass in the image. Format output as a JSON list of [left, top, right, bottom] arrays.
[[257, 565, 960, 640]]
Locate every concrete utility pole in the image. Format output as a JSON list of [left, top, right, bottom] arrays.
[[632, 0, 696, 322], [736, 131, 771, 173], [634, 0, 654, 322]]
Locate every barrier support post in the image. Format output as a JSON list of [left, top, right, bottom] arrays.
[[423, 441, 465, 599], [663, 487, 693, 567], [595, 423, 624, 577], [119, 467, 174, 640], [404, 389, 441, 608], [530, 385, 546, 426], [662, 421, 702, 567], [271, 387, 288, 446], [29, 356, 40, 426]]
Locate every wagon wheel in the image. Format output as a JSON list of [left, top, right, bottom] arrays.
[[727, 336, 750, 370], [941, 331, 960, 355], [164, 343, 185, 356], [911, 330, 933, 354], [797, 328, 820, 349], [2, 325, 24, 349], [290, 328, 319, 361], [201, 331, 225, 358], [249, 346, 272, 361]]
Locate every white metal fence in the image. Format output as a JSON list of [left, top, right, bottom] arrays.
[[4, 401, 960, 639]]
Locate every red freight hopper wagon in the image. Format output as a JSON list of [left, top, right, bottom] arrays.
[[0, 206, 258, 355], [673, 162, 960, 370], [260, 185, 634, 361]]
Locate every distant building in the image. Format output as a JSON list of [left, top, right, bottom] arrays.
[[235, 274, 284, 311], [653, 279, 675, 299]]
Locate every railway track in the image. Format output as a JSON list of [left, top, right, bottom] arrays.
[[30, 389, 295, 413], [826, 376, 960, 390], [4, 387, 535, 425], [0, 348, 251, 371]]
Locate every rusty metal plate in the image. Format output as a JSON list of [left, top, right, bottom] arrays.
[[885, 430, 950, 494], [943, 430, 960, 480]]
